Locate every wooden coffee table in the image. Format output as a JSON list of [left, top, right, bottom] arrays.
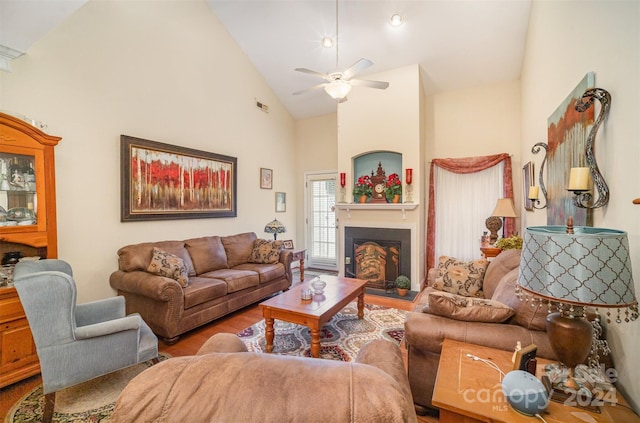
[[433, 339, 638, 423], [259, 275, 368, 358]]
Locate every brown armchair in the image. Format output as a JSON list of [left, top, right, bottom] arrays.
[[111, 333, 418, 422], [404, 249, 555, 413]]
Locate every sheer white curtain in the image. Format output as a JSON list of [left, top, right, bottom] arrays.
[[434, 163, 503, 262]]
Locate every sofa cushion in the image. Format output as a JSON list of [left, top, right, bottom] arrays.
[[221, 232, 258, 268], [432, 256, 489, 297], [248, 239, 283, 264], [423, 291, 515, 323], [482, 249, 522, 299], [233, 262, 286, 284], [185, 236, 229, 274], [491, 268, 548, 331], [147, 247, 189, 287], [182, 277, 228, 309], [200, 269, 259, 293], [118, 241, 196, 277]]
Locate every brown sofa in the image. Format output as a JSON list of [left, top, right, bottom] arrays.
[[404, 249, 556, 413], [111, 333, 418, 423], [110, 232, 293, 344]]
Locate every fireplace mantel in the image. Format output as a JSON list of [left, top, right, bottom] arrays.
[[335, 203, 419, 219]]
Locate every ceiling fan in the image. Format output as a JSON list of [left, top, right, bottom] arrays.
[[292, 1, 389, 103]]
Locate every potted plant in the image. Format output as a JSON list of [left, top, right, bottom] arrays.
[[352, 175, 373, 203], [395, 275, 411, 296], [494, 234, 523, 250], [384, 173, 402, 203]]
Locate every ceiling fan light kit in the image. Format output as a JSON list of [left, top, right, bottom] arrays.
[[324, 79, 352, 101], [293, 0, 389, 103]]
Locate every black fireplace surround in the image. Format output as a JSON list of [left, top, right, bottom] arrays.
[[344, 226, 411, 287]]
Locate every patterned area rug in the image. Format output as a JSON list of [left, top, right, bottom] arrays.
[[5, 354, 170, 423], [238, 302, 406, 361]]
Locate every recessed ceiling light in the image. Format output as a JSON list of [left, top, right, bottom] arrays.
[[322, 37, 334, 48], [390, 13, 403, 27]]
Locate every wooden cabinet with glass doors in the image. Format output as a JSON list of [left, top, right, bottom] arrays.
[[0, 111, 61, 387]]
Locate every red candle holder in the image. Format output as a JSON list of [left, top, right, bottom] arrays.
[[405, 168, 413, 185], [340, 172, 346, 187]]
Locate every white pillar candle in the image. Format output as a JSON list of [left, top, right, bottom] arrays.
[[528, 186, 539, 200], [568, 167, 590, 190]]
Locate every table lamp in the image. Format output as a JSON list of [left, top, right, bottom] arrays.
[[516, 223, 638, 389], [264, 218, 286, 240], [486, 198, 517, 244]]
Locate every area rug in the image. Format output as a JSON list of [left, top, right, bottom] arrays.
[[5, 354, 171, 423], [237, 302, 406, 361]]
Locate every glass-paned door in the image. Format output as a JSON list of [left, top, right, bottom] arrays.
[[305, 173, 337, 270]]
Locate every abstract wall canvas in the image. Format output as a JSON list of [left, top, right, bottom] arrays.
[[121, 135, 237, 221], [546, 73, 595, 226]]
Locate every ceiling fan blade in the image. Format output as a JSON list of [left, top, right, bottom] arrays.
[[342, 58, 373, 80], [292, 83, 329, 96], [349, 79, 390, 90], [294, 68, 330, 80]]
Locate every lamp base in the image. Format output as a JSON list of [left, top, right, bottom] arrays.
[[485, 216, 502, 244], [546, 312, 593, 389]]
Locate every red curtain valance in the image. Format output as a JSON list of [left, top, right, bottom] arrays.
[[426, 153, 514, 270]]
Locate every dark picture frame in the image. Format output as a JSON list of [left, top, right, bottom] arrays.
[[275, 192, 286, 212], [523, 161, 534, 211], [513, 344, 537, 373], [260, 168, 273, 189], [121, 135, 237, 221], [283, 240, 294, 249]]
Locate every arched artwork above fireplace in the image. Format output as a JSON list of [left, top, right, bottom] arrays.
[[353, 151, 402, 187]]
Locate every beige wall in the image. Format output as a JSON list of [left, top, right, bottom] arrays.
[[0, 0, 296, 302], [424, 80, 523, 229], [521, 0, 640, 409], [336, 65, 424, 289], [294, 113, 338, 247]]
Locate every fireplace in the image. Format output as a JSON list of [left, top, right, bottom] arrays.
[[344, 226, 411, 289]]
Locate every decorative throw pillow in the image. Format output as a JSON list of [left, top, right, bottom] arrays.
[[248, 239, 283, 264], [432, 256, 489, 297], [147, 247, 189, 287], [423, 291, 515, 323]]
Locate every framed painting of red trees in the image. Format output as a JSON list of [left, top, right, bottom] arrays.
[[121, 135, 237, 221]]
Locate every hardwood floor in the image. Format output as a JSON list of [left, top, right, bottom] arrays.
[[1, 287, 438, 422]]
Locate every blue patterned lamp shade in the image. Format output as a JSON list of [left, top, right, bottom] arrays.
[[264, 218, 286, 240], [517, 226, 638, 323]]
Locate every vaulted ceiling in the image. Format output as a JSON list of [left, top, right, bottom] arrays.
[[1, 0, 531, 119]]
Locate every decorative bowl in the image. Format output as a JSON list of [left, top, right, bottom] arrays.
[[7, 207, 35, 222], [311, 277, 326, 294]]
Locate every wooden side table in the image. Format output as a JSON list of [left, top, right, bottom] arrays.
[[433, 339, 639, 423], [480, 247, 501, 260], [290, 248, 306, 281]]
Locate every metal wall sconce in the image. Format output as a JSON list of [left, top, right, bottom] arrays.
[[529, 142, 548, 209], [567, 88, 611, 209]]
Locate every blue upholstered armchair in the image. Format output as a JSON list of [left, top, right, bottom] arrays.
[[13, 259, 158, 422]]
